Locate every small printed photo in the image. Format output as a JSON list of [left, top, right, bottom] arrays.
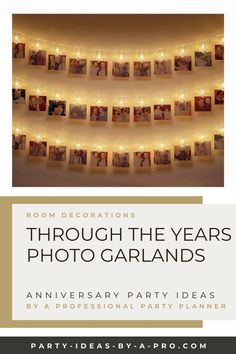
[[49, 146, 66, 161], [91, 151, 108, 167], [12, 134, 26, 150], [194, 141, 211, 156], [90, 106, 108, 121], [215, 90, 224, 105], [214, 134, 224, 150], [69, 58, 87, 74], [134, 152, 151, 167], [195, 96, 211, 112], [154, 60, 171, 75], [174, 56, 192, 71], [174, 101, 191, 116], [215, 45, 224, 60], [195, 52, 212, 67], [112, 152, 130, 167], [134, 106, 151, 122], [29, 95, 47, 111], [29, 141, 47, 157], [29, 50, 46, 65], [174, 145, 191, 161], [12, 88, 26, 104], [112, 107, 130, 122], [48, 55, 66, 70], [134, 61, 151, 77], [69, 149, 87, 165], [12, 43, 25, 58], [154, 104, 171, 120], [69, 104, 87, 120], [90, 61, 108, 77], [48, 100, 66, 116], [154, 150, 171, 165], [112, 62, 130, 77]]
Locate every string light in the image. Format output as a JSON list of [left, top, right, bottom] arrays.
[[15, 81, 19, 88], [14, 35, 18, 42], [97, 52, 101, 61], [36, 42, 40, 49], [201, 89, 205, 96], [160, 52, 164, 59], [201, 44, 205, 50], [97, 145, 102, 151], [119, 99, 123, 106], [56, 93, 60, 99], [76, 51, 80, 59], [15, 128, 20, 135], [140, 145, 144, 150], [36, 135, 40, 141], [140, 99, 144, 105], [119, 52, 124, 61], [77, 96, 81, 103], [119, 145, 124, 151], [181, 47, 185, 56], [140, 53, 144, 61], [36, 88, 40, 95], [55, 139, 60, 145], [77, 143, 81, 148], [160, 97, 164, 103], [56, 47, 59, 53], [97, 99, 101, 105]]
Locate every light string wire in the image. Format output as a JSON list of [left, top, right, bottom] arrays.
[[13, 31, 224, 56]]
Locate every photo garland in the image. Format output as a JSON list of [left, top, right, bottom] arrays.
[[12, 133, 224, 168], [12, 89, 224, 121], [12, 41, 224, 79]]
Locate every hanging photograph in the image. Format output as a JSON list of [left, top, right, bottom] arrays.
[[48, 146, 66, 161], [69, 149, 87, 165], [112, 62, 130, 77], [134, 106, 151, 122], [134, 152, 151, 167], [12, 88, 26, 104], [194, 141, 212, 156], [48, 55, 66, 70], [174, 56, 192, 71], [174, 145, 191, 161], [29, 95, 47, 111], [90, 151, 108, 167], [12, 43, 25, 58], [215, 45, 224, 60], [214, 134, 224, 149], [154, 104, 171, 120], [215, 90, 224, 105], [69, 104, 87, 120], [134, 61, 151, 77], [112, 152, 130, 167], [112, 107, 130, 122], [195, 51, 212, 67], [154, 150, 171, 165], [195, 96, 211, 112], [48, 100, 66, 116], [90, 106, 108, 121], [154, 60, 171, 75], [174, 101, 191, 116], [69, 58, 87, 75], [29, 141, 47, 157], [12, 134, 26, 150], [90, 61, 108, 76], [29, 50, 46, 65]]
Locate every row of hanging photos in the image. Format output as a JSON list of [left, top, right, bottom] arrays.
[[12, 128, 224, 167], [12, 33, 224, 60], [13, 79, 224, 110]]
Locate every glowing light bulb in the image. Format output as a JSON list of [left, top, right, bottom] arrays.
[[56, 47, 59, 53], [180, 139, 185, 146], [97, 145, 102, 150], [77, 96, 81, 103], [119, 53, 124, 61], [161, 97, 164, 103], [201, 135, 205, 141], [222, 37, 224, 43], [181, 47, 185, 55], [97, 99, 101, 105], [36, 88, 40, 95], [77, 143, 80, 148], [140, 145, 144, 150], [161, 52, 164, 59], [56, 139, 60, 145], [160, 143, 164, 150], [181, 94, 185, 100], [201, 44, 205, 50], [76, 51, 80, 58], [201, 89, 205, 96], [56, 94, 60, 99], [221, 128, 224, 133], [14, 35, 18, 42], [119, 99, 123, 106], [15, 128, 20, 135], [15, 81, 19, 88], [221, 82, 224, 89], [119, 145, 124, 151], [140, 99, 144, 105], [36, 135, 40, 141], [97, 52, 101, 61], [140, 53, 144, 61], [36, 42, 40, 49]]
